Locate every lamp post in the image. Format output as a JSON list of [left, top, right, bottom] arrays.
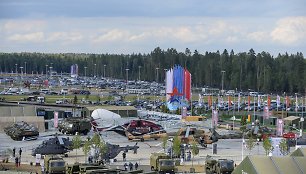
[[49, 66, 53, 77], [103, 64, 106, 78], [24, 62, 27, 75], [221, 70, 225, 94], [138, 66, 141, 81], [84, 66, 87, 82], [125, 68, 129, 91], [15, 64, 18, 74], [94, 64, 97, 77], [156, 67, 159, 83], [20, 67, 23, 76], [45, 64, 48, 77]]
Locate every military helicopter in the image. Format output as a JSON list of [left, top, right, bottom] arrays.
[[102, 142, 139, 161], [31, 135, 73, 156], [168, 126, 218, 148]]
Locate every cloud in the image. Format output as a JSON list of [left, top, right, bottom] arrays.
[[247, 31, 268, 42], [2, 20, 46, 33], [8, 32, 44, 42], [47, 32, 83, 42], [93, 29, 129, 43], [271, 16, 306, 44]]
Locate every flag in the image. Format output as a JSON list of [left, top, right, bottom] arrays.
[[277, 119, 284, 136], [248, 95, 251, 110], [238, 94, 241, 109], [212, 109, 218, 127], [166, 68, 173, 101], [267, 95, 271, 108], [295, 95, 298, 112], [276, 95, 280, 107], [228, 96, 231, 107], [258, 96, 261, 107], [286, 96, 290, 108], [183, 69, 191, 101]]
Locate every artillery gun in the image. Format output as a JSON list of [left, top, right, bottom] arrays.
[[205, 155, 234, 174], [4, 121, 39, 141]]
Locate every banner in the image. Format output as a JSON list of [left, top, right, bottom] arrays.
[[182, 107, 187, 119], [258, 96, 261, 107], [212, 109, 218, 127], [286, 96, 290, 108], [263, 106, 271, 119], [54, 111, 58, 128], [248, 95, 251, 110], [228, 96, 231, 107], [276, 95, 280, 108], [276, 119, 284, 136], [295, 95, 298, 112]]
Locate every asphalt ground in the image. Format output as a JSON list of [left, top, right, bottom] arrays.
[[1, 118, 303, 173]]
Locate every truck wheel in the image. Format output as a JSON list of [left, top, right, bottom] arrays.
[[83, 130, 89, 135], [64, 154, 68, 157], [205, 169, 212, 174], [141, 138, 144, 142], [151, 166, 154, 171]]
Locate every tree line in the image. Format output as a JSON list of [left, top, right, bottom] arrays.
[[0, 48, 305, 94]]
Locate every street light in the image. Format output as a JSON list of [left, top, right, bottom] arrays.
[[103, 64, 106, 78], [156, 67, 159, 83], [24, 62, 27, 75], [45, 64, 48, 76], [84, 66, 87, 82], [49, 66, 53, 77], [15, 64, 18, 74], [94, 64, 97, 77], [19, 67, 23, 76], [138, 66, 141, 81], [125, 68, 129, 91], [221, 70, 226, 94]]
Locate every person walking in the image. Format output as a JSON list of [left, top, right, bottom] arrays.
[[18, 156, 21, 166], [15, 157, 18, 167], [12, 147, 16, 157], [135, 162, 139, 170], [122, 152, 126, 161], [19, 148, 22, 157], [124, 163, 128, 171], [129, 162, 133, 171]]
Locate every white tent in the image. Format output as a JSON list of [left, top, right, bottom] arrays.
[[91, 109, 121, 129]]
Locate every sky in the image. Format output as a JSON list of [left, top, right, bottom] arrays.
[[0, 0, 306, 56]]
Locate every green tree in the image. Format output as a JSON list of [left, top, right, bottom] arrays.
[[172, 135, 181, 158], [263, 138, 274, 156], [245, 136, 256, 155], [91, 133, 106, 163], [161, 135, 169, 153], [279, 139, 289, 156], [72, 134, 82, 161], [191, 141, 199, 167], [82, 137, 91, 162]]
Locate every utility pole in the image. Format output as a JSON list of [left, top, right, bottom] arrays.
[[138, 66, 141, 81], [125, 68, 129, 91], [103, 64, 106, 78], [221, 70, 226, 94]]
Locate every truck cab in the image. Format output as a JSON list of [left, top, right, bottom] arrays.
[[44, 155, 66, 174], [150, 153, 175, 174]]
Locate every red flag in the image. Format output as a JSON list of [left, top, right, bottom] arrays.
[[183, 69, 191, 101], [268, 95, 271, 108], [208, 96, 212, 107], [228, 96, 231, 107], [286, 96, 290, 108]]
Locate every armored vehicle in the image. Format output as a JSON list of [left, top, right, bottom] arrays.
[[44, 155, 66, 174], [150, 153, 175, 174], [58, 117, 91, 135], [205, 155, 234, 174], [4, 121, 39, 141]]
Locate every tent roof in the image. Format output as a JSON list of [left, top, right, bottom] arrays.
[[284, 116, 300, 121], [290, 148, 306, 157], [86, 106, 136, 111]]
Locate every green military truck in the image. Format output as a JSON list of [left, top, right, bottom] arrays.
[[58, 117, 91, 135], [44, 155, 66, 174], [205, 155, 234, 174], [150, 153, 175, 174]]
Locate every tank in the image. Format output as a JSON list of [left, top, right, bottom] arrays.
[[4, 121, 39, 141], [58, 117, 91, 135]]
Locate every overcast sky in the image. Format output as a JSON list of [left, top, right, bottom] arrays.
[[0, 0, 306, 56]]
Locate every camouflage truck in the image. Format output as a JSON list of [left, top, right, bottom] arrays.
[[58, 117, 91, 135], [44, 155, 66, 174], [150, 153, 175, 174], [205, 155, 234, 174], [4, 121, 39, 141]]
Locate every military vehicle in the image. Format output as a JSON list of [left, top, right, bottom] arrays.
[[4, 121, 39, 141], [150, 153, 175, 174], [58, 117, 91, 135], [44, 155, 66, 174], [168, 127, 218, 148], [32, 136, 73, 156], [205, 155, 234, 174]]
